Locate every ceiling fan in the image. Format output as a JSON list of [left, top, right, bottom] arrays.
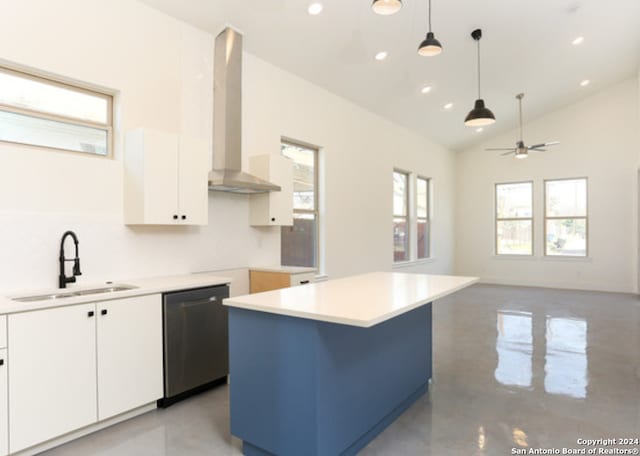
[[486, 93, 559, 159]]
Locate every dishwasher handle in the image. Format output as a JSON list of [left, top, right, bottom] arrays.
[[179, 295, 218, 308]]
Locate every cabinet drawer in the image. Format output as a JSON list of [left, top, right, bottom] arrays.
[[0, 316, 6, 349], [290, 273, 315, 287]]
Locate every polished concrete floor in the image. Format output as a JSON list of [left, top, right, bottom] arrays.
[[44, 284, 640, 455]]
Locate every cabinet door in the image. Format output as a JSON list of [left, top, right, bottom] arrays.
[[268, 155, 293, 226], [0, 349, 7, 456], [97, 295, 163, 420], [178, 136, 209, 225], [143, 130, 180, 224], [8, 304, 97, 453]]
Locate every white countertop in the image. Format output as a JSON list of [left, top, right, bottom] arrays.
[[0, 272, 231, 314], [249, 266, 317, 274], [224, 272, 478, 327]]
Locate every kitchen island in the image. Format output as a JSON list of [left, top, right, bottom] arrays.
[[224, 272, 477, 456]]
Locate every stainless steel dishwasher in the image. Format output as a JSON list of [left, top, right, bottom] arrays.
[[159, 284, 229, 407]]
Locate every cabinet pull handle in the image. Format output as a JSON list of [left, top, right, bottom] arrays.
[[300, 280, 310, 285], [181, 215, 187, 220], [87, 311, 95, 317], [101, 309, 108, 316], [0, 359, 5, 366], [271, 217, 276, 222], [173, 215, 178, 220]]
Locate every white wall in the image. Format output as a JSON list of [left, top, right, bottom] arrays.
[[243, 54, 455, 279], [455, 78, 640, 293], [0, 0, 455, 293]]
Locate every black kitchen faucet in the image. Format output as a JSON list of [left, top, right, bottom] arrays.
[[59, 231, 82, 288]]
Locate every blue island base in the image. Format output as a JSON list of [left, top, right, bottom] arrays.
[[229, 304, 432, 456]]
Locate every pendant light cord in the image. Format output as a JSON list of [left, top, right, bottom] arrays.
[[428, 0, 432, 32], [476, 39, 481, 98]]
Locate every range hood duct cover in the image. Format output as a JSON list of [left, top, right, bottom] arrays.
[[208, 27, 281, 194]]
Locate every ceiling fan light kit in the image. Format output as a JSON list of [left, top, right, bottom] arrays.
[[465, 29, 496, 127], [418, 0, 442, 56], [372, 0, 402, 15]]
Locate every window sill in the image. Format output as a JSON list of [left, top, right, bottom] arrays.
[[491, 254, 536, 261], [392, 258, 437, 269], [541, 255, 592, 262], [491, 255, 592, 262]]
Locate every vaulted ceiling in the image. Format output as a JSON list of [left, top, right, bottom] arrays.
[[141, 0, 640, 150]]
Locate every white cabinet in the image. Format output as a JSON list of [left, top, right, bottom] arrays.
[[0, 317, 6, 456], [9, 304, 97, 453], [97, 295, 163, 421], [249, 154, 293, 226], [7, 295, 163, 453], [124, 128, 208, 225]]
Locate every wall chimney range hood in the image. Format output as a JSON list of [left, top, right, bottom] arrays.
[[208, 27, 281, 194]]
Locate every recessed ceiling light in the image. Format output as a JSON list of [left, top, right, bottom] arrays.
[[308, 3, 323, 15], [580, 79, 590, 87], [475, 127, 484, 133], [421, 85, 432, 94], [572, 36, 584, 45], [443, 102, 453, 110], [375, 51, 388, 61]]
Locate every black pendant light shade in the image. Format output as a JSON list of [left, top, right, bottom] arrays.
[[418, 0, 442, 56], [418, 32, 442, 57], [372, 0, 402, 15], [465, 29, 496, 127], [464, 99, 495, 126]]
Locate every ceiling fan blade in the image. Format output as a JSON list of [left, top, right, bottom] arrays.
[[486, 148, 517, 151], [530, 148, 547, 152], [528, 141, 559, 149], [501, 151, 516, 156]]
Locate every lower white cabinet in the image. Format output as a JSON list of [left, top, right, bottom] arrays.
[[97, 295, 163, 421], [0, 348, 8, 456], [7, 295, 163, 453], [9, 303, 97, 453]]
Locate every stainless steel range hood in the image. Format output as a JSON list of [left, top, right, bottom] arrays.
[[208, 27, 280, 194]]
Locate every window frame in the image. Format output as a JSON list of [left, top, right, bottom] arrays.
[[0, 65, 113, 157], [393, 169, 410, 263], [281, 139, 320, 269], [495, 180, 534, 256], [543, 177, 589, 258], [416, 175, 431, 260]]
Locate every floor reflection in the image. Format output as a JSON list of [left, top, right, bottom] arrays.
[[495, 311, 533, 388], [495, 310, 588, 399], [545, 317, 588, 399]]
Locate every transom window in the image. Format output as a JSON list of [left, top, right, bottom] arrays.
[[0, 66, 112, 156], [544, 178, 588, 257], [495, 182, 533, 255]]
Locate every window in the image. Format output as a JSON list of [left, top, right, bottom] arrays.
[[417, 177, 430, 259], [495, 182, 533, 255], [393, 170, 409, 262], [281, 141, 319, 268], [544, 178, 587, 257], [0, 66, 112, 156]]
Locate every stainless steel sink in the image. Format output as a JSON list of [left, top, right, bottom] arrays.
[[12, 284, 138, 302]]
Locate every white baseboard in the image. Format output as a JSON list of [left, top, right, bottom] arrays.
[[12, 402, 157, 455], [478, 277, 635, 294]]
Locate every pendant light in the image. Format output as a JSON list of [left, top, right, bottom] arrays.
[[464, 29, 496, 127], [418, 0, 442, 56], [372, 0, 402, 15]]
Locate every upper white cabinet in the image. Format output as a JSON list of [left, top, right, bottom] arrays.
[[249, 154, 293, 226], [8, 303, 98, 453], [124, 128, 209, 225]]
